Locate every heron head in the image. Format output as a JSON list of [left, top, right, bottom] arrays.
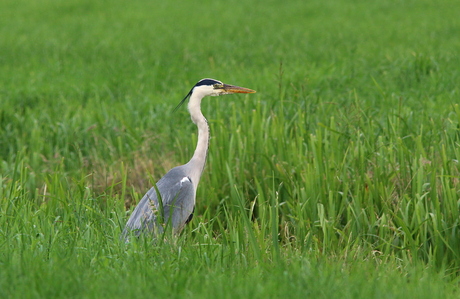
[[174, 78, 256, 112], [194, 78, 256, 97]]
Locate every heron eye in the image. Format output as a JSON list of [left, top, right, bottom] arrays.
[[213, 83, 223, 89]]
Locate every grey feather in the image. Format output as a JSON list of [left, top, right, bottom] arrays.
[[121, 166, 195, 241]]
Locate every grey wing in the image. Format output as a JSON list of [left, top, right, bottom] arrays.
[[160, 176, 195, 233], [121, 185, 161, 239], [121, 174, 195, 240]]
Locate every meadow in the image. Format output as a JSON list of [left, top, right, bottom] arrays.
[[1, 0, 460, 297]]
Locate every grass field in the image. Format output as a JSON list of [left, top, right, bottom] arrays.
[[1, 0, 460, 297]]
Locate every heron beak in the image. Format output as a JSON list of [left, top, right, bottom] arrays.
[[222, 84, 256, 94]]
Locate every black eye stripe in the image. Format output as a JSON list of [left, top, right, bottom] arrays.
[[195, 79, 221, 87]]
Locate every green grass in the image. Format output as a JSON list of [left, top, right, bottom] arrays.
[[1, 0, 460, 297]]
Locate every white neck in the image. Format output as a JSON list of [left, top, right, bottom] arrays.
[[185, 91, 210, 190]]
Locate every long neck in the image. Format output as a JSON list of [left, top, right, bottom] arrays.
[[185, 93, 209, 189]]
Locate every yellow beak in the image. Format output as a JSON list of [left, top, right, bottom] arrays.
[[222, 84, 256, 94]]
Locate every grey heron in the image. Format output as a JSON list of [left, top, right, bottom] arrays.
[[122, 78, 256, 240]]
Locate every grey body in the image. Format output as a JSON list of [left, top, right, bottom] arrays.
[[121, 78, 255, 241], [122, 166, 195, 238]]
